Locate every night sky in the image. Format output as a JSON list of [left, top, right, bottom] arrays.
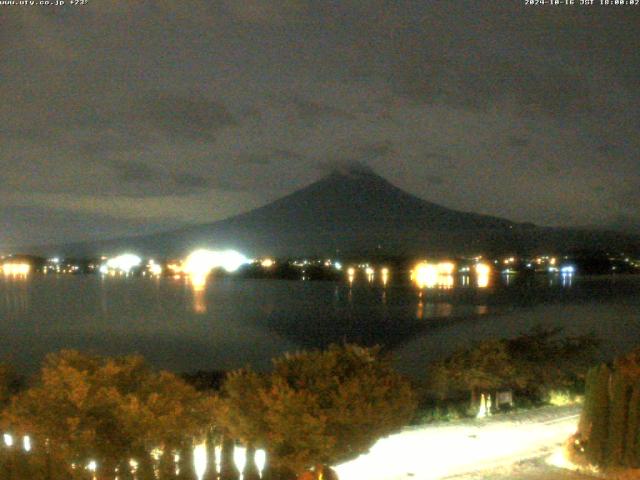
[[1, 1, 638, 249]]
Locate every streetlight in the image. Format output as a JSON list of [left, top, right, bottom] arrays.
[[255, 449, 266, 478], [193, 443, 207, 480], [87, 459, 97, 480], [233, 445, 246, 479]]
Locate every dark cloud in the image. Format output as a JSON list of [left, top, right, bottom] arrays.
[[138, 93, 236, 142], [172, 172, 210, 189], [597, 143, 621, 156], [316, 160, 375, 177], [110, 160, 159, 183], [317, 141, 393, 174], [422, 152, 455, 165], [1, 1, 639, 243], [290, 97, 356, 121], [0, 205, 185, 249], [507, 137, 530, 148], [424, 174, 445, 186], [105, 160, 210, 195], [237, 149, 303, 165]]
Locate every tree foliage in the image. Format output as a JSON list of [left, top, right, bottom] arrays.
[[1, 350, 215, 479], [217, 344, 416, 478], [578, 348, 640, 469], [426, 327, 598, 406], [0, 362, 22, 409]]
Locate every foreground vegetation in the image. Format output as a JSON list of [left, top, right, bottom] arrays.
[[0, 345, 415, 480], [0, 328, 604, 479], [571, 348, 640, 473], [419, 327, 597, 420]]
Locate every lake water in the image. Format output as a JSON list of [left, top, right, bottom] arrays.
[[1, 273, 639, 378]]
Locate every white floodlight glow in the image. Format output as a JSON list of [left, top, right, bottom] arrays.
[[184, 249, 249, 278], [214, 445, 222, 473], [87, 460, 97, 472], [381, 267, 389, 286], [335, 411, 579, 480], [106, 254, 141, 273], [23, 435, 31, 452], [261, 258, 275, 268], [193, 442, 208, 480], [255, 449, 267, 478], [3, 433, 13, 447], [147, 260, 163, 275], [475, 263, 491, 288], [411, 262, 438, 289], [233, 445, 247, 475]]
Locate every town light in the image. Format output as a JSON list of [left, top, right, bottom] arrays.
[[437, 262, 455, 275], [381, 267, 389, 286], [475, 263, 491, 288], [184, 249, 249, 277], [412, 262, 438, 289], [347, 267, 355, 285], [261, 258, 275, 268], [3, 433, 13, 447], [106, 254, 141, 273], [2, 263, 31, 276], [23, 435, 31, 452]]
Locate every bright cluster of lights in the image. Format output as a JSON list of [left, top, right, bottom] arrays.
[[184, 249, 249, 276], [1, 262, 31, 276], [475, 263, 491, 288], [104, 254, 142, 274], [411, 262, 455, 289], [147, 260, 163, 276], [381, 267, 389, 286], [260, 258, 275, 268]]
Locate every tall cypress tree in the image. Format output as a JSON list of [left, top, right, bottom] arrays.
[[624, 384, 640, 468], [585, 364, 611, 465], [579, 367, 598, 437], [606, 371, 629, 466]]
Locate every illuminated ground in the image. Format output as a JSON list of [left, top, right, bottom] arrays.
[[335, 405, 585, 480]]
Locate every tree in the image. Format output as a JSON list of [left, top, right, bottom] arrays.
[[1, 350, 215, 480], [426, 327, 599, 409], [428, 339, 516, 409], [0, 363, 22, 408], [217, 344, 416, 480], [584, 364, 611, 465], [606, 371, 630, 466], [623, 384, 640, 467]]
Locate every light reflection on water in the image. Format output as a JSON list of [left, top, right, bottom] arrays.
[[0, 273, 638, 377]]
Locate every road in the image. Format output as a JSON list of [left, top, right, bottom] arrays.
[[334, 405, 581, 480]]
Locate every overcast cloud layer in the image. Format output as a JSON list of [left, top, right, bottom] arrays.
[[1, 1, 638, 248]]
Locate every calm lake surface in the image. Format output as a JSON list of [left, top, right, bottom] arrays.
[[1, 274, 639, 378]]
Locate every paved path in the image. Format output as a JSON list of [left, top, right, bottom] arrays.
[[335, 405, 581, 480]]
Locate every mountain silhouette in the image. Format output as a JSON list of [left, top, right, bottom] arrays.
[[37, 167, 639, 257]]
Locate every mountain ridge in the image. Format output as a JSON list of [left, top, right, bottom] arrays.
[[22, 168, 640, 257]]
